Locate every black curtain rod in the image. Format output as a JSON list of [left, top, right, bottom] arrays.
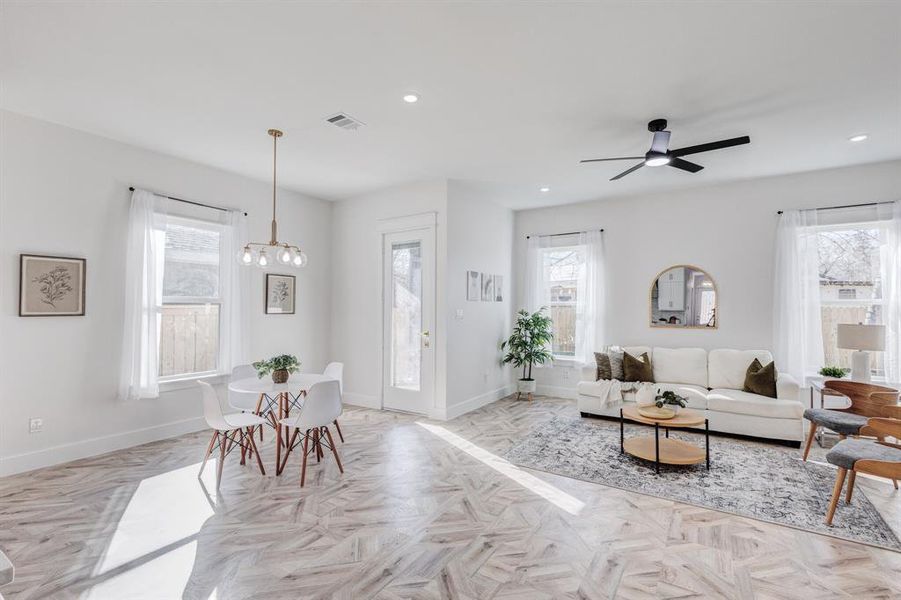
[[526, 229, 603, 239], [129, 187, 247, 216], [776, 201, 891, 215]]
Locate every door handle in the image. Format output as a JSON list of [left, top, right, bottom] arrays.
[[422, 330, 430, 348]]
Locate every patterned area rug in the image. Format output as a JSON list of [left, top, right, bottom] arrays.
[[504, 415, 901, 551]]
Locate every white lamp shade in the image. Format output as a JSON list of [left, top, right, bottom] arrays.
[[836, 323, 885, 351]]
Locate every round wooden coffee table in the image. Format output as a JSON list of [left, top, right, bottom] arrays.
[[619, 405, 710, 473]]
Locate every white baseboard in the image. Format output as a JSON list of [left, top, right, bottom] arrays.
[[0, 416, 207, 477], [342, 392, 381, 410], [535, 384, 577, 399], [434, 384, 516, 421]]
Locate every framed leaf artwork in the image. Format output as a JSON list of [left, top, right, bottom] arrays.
[[19, 254, 86, 316]]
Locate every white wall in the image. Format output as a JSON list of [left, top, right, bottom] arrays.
[[330, 180, 449, 414], [445, 181, 514, 417], [514, 159, 901, 395], [0, 111, 332, 474]]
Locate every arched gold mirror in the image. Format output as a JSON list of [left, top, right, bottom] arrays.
[[650, 265, 717, 328]]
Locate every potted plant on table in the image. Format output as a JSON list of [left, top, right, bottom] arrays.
[[253, 354, 300, 383], [819, 366, 849, 379], [655, 390, 688, 414], [501, 308, 554, 399]]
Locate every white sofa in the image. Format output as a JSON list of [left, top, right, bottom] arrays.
[[577, 347, 804, 444]]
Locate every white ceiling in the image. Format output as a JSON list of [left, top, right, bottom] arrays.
[[2, 1, 900, 209]]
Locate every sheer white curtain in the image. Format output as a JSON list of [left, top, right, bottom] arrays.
[[879, 201, 901, 381], [773, 209, 824, 382], [523, 231, 606, 365], [220, 209, 249, 371], [576, 230, 605, 364], [119, 189, 168, 400]]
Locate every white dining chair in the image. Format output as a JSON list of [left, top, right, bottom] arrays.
[[276, 379, 344, 486], [198, 381, 268, 487], [323, 362, 345, 443], [229, 364, 269, 441]]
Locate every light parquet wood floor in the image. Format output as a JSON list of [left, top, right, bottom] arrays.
[[1, 396, 900, 599]]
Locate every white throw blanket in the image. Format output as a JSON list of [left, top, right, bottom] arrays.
[[575, 378, 623, 407]]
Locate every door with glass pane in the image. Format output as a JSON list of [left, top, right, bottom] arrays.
[[382, 228, 435, 414]]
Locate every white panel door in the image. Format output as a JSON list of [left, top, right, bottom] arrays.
[[382, 227, 435, 414]]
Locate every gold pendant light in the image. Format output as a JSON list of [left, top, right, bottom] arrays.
[[238, 129, 307, 268]]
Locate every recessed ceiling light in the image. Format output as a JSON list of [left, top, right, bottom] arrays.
[[539, 187, 550, 192], [403, 93, 419, 103], [849, 134, 868, 142]]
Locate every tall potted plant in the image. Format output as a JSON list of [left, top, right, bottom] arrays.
[[501, 308, 554, 397]]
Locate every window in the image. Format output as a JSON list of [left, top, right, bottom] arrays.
[[541, 245, 585, 358], [159, 218, 225, 380], [815, 223, 885, 377]]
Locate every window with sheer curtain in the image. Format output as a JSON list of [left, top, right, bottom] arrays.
[[524, 230, 605, 365]]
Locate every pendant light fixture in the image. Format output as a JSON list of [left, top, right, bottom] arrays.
[[238, 129, 307, 269]]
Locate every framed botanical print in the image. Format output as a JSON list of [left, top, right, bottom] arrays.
[[265, 273, 296, 314], [19, 254, 86, 316]]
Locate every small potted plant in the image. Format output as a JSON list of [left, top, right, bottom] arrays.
[[253, 354, 300, 383], [501, 308, 554, 398], [655, 390, 688, 414], [819, 366, 848, 379]]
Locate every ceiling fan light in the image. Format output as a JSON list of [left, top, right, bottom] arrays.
[[645, 155, 670, 167]]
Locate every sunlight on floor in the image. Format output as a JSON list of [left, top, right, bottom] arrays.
[[79, 461, 219, 599], [416, 422, 585, 516]]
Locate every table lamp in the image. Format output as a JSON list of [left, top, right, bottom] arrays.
[[836, 323, 885, 382]]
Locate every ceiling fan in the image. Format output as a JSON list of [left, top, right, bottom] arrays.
[[581, 119, 750, 181]]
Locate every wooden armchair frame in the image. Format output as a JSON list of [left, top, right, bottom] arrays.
[[826, 415, 901, 525]]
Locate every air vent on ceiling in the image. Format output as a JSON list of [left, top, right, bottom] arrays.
[[326, 112, 365, 131]]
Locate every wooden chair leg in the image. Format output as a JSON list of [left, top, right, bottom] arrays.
[[802, 420, 817, 461], [313, 428, 321, 463], [845, 470, 857, 504], [239, 430, 247, 466], [199, 430, 218, 477], [255, 394, 265, 442], [323, 426, 344, 474], [300, 430, 311, 487], [826, 467, 848, 525], [333, 419, 344, 443], [894, 479, 899, 490], [247, 428, 266, 475], [276, 423, 282, 476], [216, 432, 228, 488], [278, 428, 300, 475]]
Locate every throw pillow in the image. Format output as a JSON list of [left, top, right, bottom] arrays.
[[607, 348, 625, 380], [743, 358, 777, 398], [594, 352, 612, 381], [623, 351, 654, 383]]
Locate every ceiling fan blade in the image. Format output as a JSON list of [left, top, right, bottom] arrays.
[[650, 130, 671, 153], [610, 162, 645, 181], [580, 156, 644, 163], [668, 158, 704, 173], [669, 136, 750, 157]]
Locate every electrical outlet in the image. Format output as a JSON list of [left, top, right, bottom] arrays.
[[454, 309, 464, 320], [29, 418, 43, 433]]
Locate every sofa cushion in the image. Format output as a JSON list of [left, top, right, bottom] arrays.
[[707, 388, 803, 419], [709, 349, 774, 390], [652, 347, 707, 388], [743, 358, 777, 398], [623, 351, 654, 382], [607, 348, 624, 380]]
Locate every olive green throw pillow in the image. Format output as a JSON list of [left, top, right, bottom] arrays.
[[623, 352, 654, 383], [743, 358, 777, 398], [594, 352, 612, 381]]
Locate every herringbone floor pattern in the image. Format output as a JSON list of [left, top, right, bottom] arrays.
[[1, 396, 900, 599]]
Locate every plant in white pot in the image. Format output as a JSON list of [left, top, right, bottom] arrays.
[[501, 308, 553, 399]]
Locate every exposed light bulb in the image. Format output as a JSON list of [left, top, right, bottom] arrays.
[[278, 247, 292, 264], [257, 249, 269, 267], [292, 251, 303, 266], [237, 248, 253, 265], [297, 251, 308, 267]]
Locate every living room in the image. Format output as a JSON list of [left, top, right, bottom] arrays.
[[1, 1, 900, 598]]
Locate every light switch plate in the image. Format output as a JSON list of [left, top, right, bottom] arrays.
[[454, 309, 464, 320]]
